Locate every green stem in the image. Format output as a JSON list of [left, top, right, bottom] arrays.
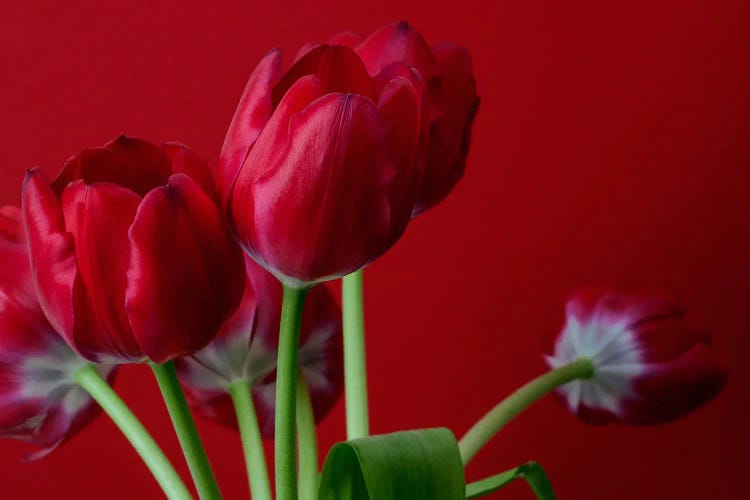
[[342, 269, 369, 439], [276, 285, 309, 500], [228, 380, 272, 500], [73, 364, 191, 500], [151, 361, 222, 499], [296, 374, 319, 500], [458, 358, 595, 465]]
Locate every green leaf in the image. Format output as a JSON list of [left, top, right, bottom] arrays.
[[318, 428, 465, 500], [465, 462, 555, 499]]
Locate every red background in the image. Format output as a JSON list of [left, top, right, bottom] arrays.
[[1, 1, 748, 498]]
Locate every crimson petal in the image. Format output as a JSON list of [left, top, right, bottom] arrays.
[[0, 206, 24, 243], [217, 49, 283, 203], [328, 31, 364, 49], [237, 91, 399, 284], [21, 169, 77, 346], [61, 180, 142, 362], [377, 75, 425, 228], [51, 135, 171, 197], [355, 21, 440, 80], [415, 42, 479, 215], [162, 142, 219, 203], [126, 174, 245, 363], [626, 344, 728, 424], [271, 44, 376, 107]]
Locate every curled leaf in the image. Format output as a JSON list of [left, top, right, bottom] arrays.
[[318, 428, 465, 500]]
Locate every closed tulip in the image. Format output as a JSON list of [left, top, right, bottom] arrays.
[[22, 136, 246, 364], [546, 288, 727, 425], [175, 257, 343, 435], [218, 41, 426, 287], [0, 206, 116, 459]]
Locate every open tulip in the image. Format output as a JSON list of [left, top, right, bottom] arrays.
[[322, 21, 480, 215], [546, 288, 727, 425], [21, 136, 246, 364], [219, 41, 426, 286], [0, 206, 115, 459], [175, 256, 343, 435]]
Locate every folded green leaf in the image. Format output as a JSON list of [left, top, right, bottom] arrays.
[[318, 428, 465, 500], [465, 462, 555, 499]]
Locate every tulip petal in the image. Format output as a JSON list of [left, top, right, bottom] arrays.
[[0, 252, 54, 357], [271, 45, 376, 107], [51, 135, 171, 197], [626, 344, 728, 424], [292, 33, 365, 64], [126, 173, 245, 363], [162, 142, 219, 202], [21, 169, 77, 346], [235, 90, 401, 284], [415, 42, 479, 215], [218, 49, 283, 203], [60, 181, 142, 361], [634, 320, 711, 363], [20, 382, 103, 461], [328, 31, 364, 49], [293, 42, 322, 64], [377, 75, 425, 224], [0, 210, 37, 311], [0, 206, 24, 243], [355, 21, 440, 80], [230, 75, 326, 261]]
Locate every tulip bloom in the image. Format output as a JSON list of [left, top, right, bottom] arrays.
[[219, 39, 427, 286], [0, 206, 115, 459], [324, 21, 480, 215], [546, 288, 727, 425], [22, 136, 246, 364], [175, 257, 343, 435]]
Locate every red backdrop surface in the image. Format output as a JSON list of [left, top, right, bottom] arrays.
[[1, 1, 748, 498]]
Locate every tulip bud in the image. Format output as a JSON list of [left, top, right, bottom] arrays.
[[0, 206, 115, 459], [219, 42, 426, 286], [22, 136, 246, 364], [351, 21, 480, 215], [175, 257, 343, 436], [546, 288, 727, 425]]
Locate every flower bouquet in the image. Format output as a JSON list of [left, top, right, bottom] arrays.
[[0, 21, 727, 500]]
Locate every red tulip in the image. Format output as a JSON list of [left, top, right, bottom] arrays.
[[0, 206, 116, 459], [175, 257, 343, 435], [218, 41, 427, 286], [546, 288, 727, 425], [21, 136, 246, 364], [325, 21, 480, 215]]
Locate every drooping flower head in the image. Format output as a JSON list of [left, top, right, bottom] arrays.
[[218, 25, 433, 287], [0, 206, 115, 459], [546, 288, 727, 425], [22, 136, 246, 364], [175, 257, 343, 435]]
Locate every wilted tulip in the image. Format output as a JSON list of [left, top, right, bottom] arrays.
[[546, 288, 727, 425], [22, 136, 246, 364], [0, 206, 115, 459]]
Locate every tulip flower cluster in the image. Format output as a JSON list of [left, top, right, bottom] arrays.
[[0, 20, 727, 500]]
